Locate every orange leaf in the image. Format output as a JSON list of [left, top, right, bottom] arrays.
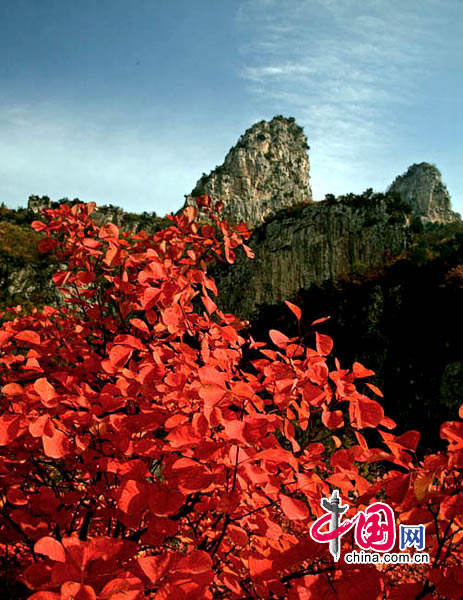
[[34, 536, 66, 562], [1, 383, 23, 395], [31, 220, 47, 232], [162, 305, 184, 332], [109, 345, 133, 369], [129, 318, 150, 334], [315, 332, 333, 356], [176, 550, 212, 576], [60, 582, 96, 600], [280, 494, 309, 520], [138, 555, 173, 585], [352, 362, 375, 378], [14, 330, 41, 345], [0, 414, 21, 445], [284, 300, 302, 322], [148, 485, 185, 516], [34, 377, 58, 408], [365, 382, 383, 397], [202, 294, 217, 315], [321, 409, 344, 430], [42, 423, 68, 459], [350, 396, 384, 428], [269, 329, 289, 348], [414, 471, 433, 501], [311, 316, 330, 325]]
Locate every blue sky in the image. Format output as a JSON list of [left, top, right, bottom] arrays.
[[1, 0, 462, 216]]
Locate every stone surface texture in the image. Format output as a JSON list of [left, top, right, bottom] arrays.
[[213, 195, 411, 319], [184, 116, 312, 228], [388, 162, 460, 223]]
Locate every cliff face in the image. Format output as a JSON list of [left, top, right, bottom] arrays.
[[249, 250, 463, 454], [388, 162, 460, 224], [184, 115, 312, 228], [213, 192, 411, 319]]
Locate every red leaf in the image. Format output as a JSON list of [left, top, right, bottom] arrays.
[[148, 485, 185, 516], [321, 409, 344, 430], [269, 329, 289, 348], [140, 287, 161, 311], [99, 577, 144, 600], [315, 332, 333, 356], [112, 335, 145, 350], [365, 382, 383, 397], [42, 423, 68, 459], [393, 430, 420, 452], [117, 480, 147, 518], [198, 366, 227, 388], [284, 300, 302, 322], [176, 550, 212, 576], [129, 318, 150, 334], [350, 396, 384, 429], [183, 205, 197, 224], [311, 316, 330, 325], [352, 362, 375, 378], [196, 195, 212, 209], [162, 305, 184, 332], [138, 554, 173, 585], [335, 566, 381, 600], [34, 377, 58, 408], [31, 220, 48, 232], [201, 294, 217, 315], [440, 421, 463, 449], [14, 330, 41, 345], [1, 383, 23, 395], [414, 471, 433, 501], [82, 238, 101, 249], [29, 415, 50, 438], [34, 536, 66, 562], [248, 554, 273, 579], [228, 525, 248, 547], [109, 345, 133, 369], [60, 582, 96, 600], [280, 494, 310, 520], [38, 238, 58, 253]]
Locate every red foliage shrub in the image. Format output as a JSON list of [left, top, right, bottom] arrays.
[[0, 197, 462, 599]]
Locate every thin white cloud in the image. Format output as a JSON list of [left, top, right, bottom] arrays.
[[0, 103, 225, 213], [237, 0, 458, 200]]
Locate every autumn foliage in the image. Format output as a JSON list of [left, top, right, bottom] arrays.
[[1, 197, 463, 599]]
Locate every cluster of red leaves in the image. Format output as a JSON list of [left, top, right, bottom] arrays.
[[1, 197, 463, 599]]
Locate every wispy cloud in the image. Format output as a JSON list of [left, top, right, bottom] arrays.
[[0, 103, 225, 213], [237, 0, 455, 199]]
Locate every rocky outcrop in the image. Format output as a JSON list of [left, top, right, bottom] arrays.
[[213, 191, 411, 319], [184, 115, 312, 228], [0, 262, 60, 309], [27, 196, 169, 235], [388, 163, 460, 224]]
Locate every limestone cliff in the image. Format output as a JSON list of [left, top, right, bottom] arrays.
[[388, 162, 459, 224], [184, 115, 312, 228], [213, 191, 411, 319]]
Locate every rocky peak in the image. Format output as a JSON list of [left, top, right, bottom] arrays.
[[388, 162, 460, 223], [184, 115, 312, 228], [28, 195, 52, 213]]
